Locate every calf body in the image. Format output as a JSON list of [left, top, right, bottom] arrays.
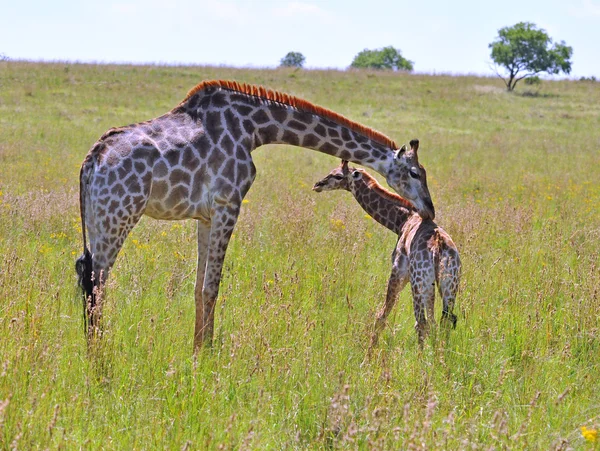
[[313, 153, 460, 346]]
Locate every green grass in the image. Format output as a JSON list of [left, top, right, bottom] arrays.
[[0, 61, 599, 449]]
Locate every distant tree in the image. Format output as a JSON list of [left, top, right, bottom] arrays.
[[350, 46, 413, 71], [0, 53, 8, 61], [280, 52, 306, 68], [489, 22, 572, 91]]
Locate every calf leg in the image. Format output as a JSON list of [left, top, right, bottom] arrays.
[[370, 253, 408, 349]]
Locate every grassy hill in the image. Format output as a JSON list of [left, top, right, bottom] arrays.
[[0, 61, 598, 449]]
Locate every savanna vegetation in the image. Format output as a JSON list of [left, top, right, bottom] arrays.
[[0, 61, 598, 449]]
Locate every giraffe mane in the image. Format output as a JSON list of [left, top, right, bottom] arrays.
[[356, 168, 416, 211], [183, 80, 399, 150]]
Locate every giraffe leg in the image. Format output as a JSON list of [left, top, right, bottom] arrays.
[[193, 220, 211, 352], [438, 249, 460, 330], [85, 209, 145, 340], [411, 272, 436, 348], [195, 204, 240, 351], [370, 254, 408, 349]]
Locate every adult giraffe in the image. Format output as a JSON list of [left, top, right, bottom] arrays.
[[76, 80, 435, 351]]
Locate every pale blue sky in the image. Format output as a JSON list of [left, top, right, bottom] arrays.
[[2, 0, 599, 78]]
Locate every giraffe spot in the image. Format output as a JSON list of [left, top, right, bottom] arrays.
[[171, 169, 191, 186], [288, 120, 307, 131], [211, 92, 228, 108], [236, 163, 249, 185], [331, 138, 343, 147], [251, 109, 270, 125], [261, 124, 279, 143], [186, 94, 200, 110], [108, 200, 121, 215], [154, 161, 168, 178], [282, 130, 299, 146], [207, 148, 226, 172], [235, 144, 249, 161], [270, 107, 287, 124], [314, 123, 327, 137], [134, 161, 146, 174], [173, 202, 188, 217], [124, 174, 141, 193], [171, 184, 189, 201], [151, 180, 169, 199], [113, 183, 125, 197], [242, 119, 254, 135], [293, 111, 313, 124], [216, 181, 233, 200], [221, 158, 236, 181], [165, 149, 180, 167], [234, 104, 254, 117], [181, 146, 200, 168], [132, 147, 156, 163], [338, 150, 351, 160], [354, 150, 369, 160], [191, 168, 208, 202], [132, 195, 145, 210], [302, 134, 320, 148], [328, 128, 340, 138], [341, 128, 353, 142], [220, 134, 234, 154], [224, 109, 242, 140], [229, 93, 249, 103], [206, 111, 224, 144], [321, 142, 337, 155], [346, 141, 358, 150]]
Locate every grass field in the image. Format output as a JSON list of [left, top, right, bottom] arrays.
[[0, 61, 599, 449]]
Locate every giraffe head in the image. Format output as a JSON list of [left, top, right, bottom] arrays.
[[312, 160, 353, 193], [384, 139, 435, 220]]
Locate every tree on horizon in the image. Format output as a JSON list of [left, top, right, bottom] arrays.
[[489, 22, 572, 91], [280, 52, 306, 68], [350, 46, 413, 71]]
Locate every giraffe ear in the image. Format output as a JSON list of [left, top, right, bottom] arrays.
[[395, 145, 407, 159], [351, 170, 362, 180], [409, 139, 419, 152]]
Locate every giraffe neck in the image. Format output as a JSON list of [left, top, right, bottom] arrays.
[[178, 84, 395, 176], [349, 172, 414, 235]]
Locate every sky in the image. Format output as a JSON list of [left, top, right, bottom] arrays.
[[2, 0, 600, 78]]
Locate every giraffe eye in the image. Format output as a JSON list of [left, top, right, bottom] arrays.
[[409, 168, 420, 179], [333, 175, 344, 180]]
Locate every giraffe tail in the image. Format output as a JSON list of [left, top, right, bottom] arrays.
[[75, 159, 94, 331]]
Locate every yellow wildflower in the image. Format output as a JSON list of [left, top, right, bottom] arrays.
[[581, 426, 597, 442], [242, 199, 250, 204], [330, 218, 345, 230]]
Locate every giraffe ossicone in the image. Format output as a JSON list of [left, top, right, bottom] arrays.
[[313, 158, 460, 347], [76, 80, 434, 351]]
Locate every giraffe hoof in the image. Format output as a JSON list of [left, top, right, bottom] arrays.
[[442, 311, 457, 329]]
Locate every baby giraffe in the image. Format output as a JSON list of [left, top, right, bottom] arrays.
[[313, 143, 460, 347]]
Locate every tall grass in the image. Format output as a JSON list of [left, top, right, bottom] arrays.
[[0, 61, 598, 449]]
